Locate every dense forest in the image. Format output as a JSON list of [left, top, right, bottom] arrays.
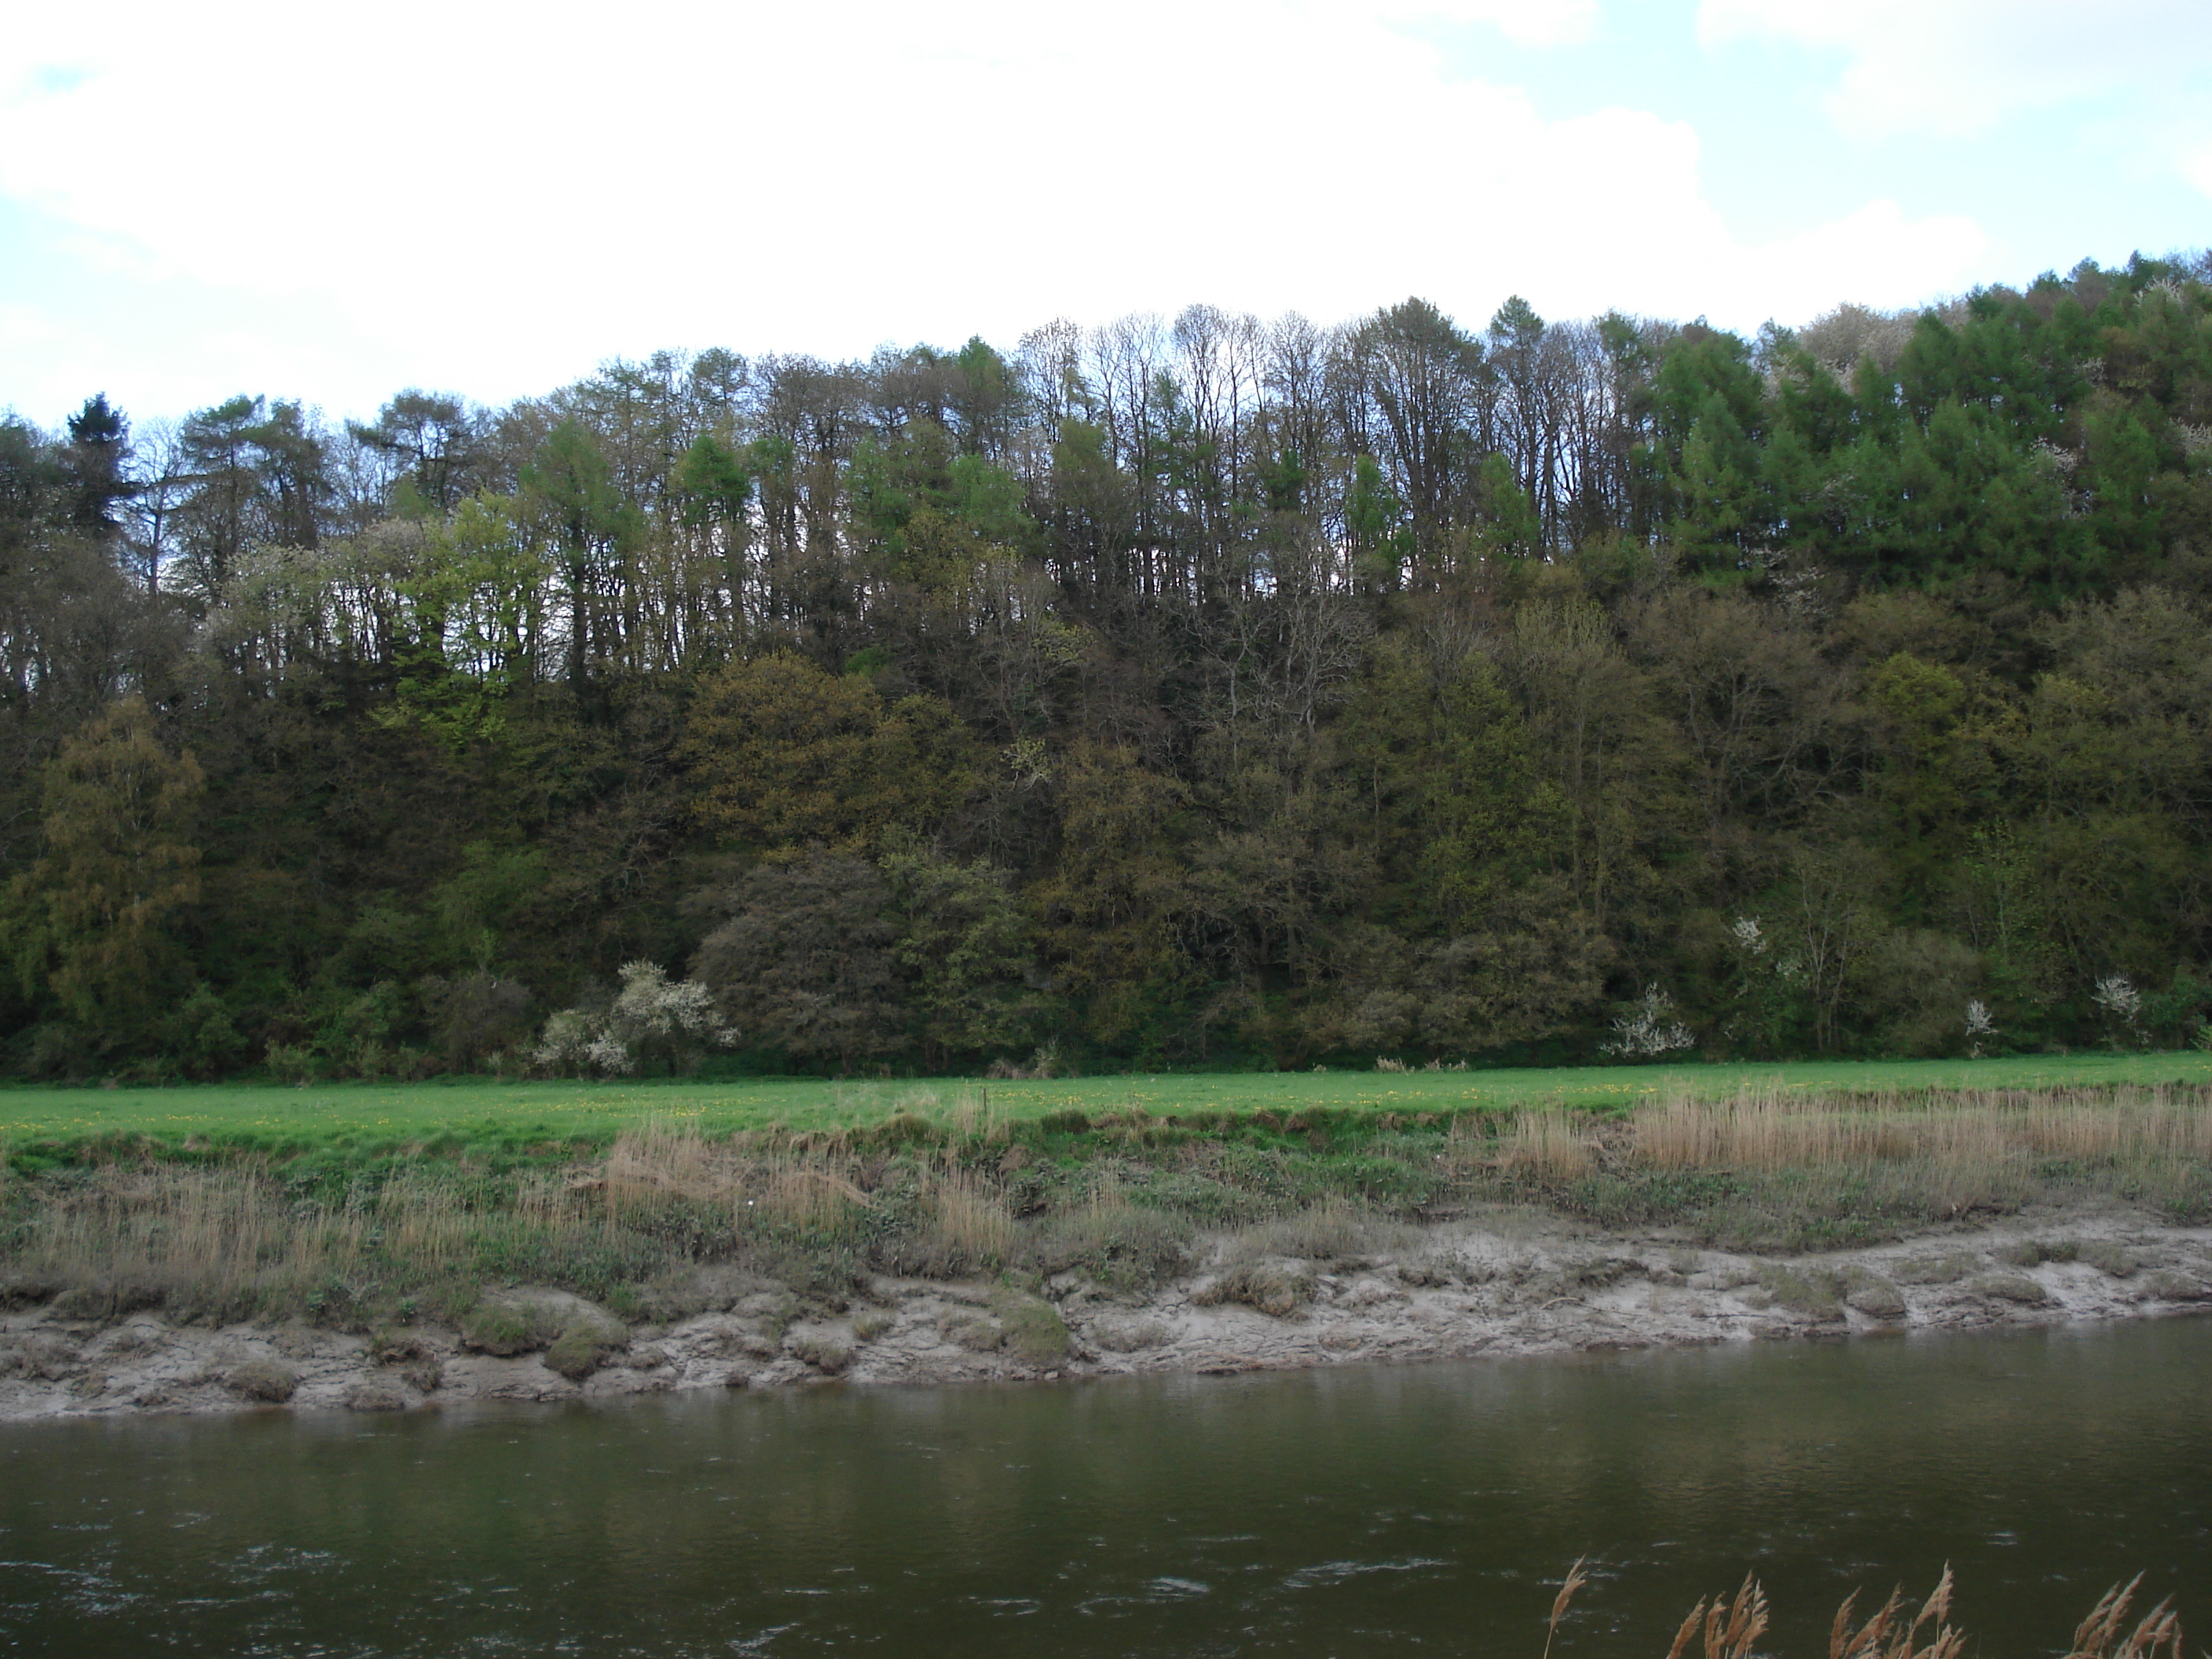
[[4, 251, 2210, 1082]]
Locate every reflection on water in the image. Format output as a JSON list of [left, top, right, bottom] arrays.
[[3, 1318, 2208, 1656]]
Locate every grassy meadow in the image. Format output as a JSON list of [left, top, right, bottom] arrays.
[[3, 1051, 2208, 1158]]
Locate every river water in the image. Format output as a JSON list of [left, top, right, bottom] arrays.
[[3, 1318, 2207, 1657]]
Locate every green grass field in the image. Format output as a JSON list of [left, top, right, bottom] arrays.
[[3, 1051, 2207, 1155]]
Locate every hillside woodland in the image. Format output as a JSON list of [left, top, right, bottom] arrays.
[[3, 254, 2210, 1080]]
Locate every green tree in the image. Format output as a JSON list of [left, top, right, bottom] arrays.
[[1029, 742, 1199, 1050], [880, 844, 1043, 1064], [1415, 655, 1565, 932], [690, 854, 904, 1070], [349, 390, 483, 515], [4, 698, 203, 1053], [680, 651, 975, 851], [1863, 651, 1976, 887], [61, 394, 133, 544], [674, 430, 753, 540], [520, 419, 637, 690]]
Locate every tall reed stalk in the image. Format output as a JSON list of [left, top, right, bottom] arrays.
[[1540, 1565, 2181, 1659]]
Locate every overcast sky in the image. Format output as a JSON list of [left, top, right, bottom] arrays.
[[3, 0, 2209, 427]]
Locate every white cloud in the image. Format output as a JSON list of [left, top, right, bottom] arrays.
[[1737, 200, 1988, 320], [1353, 0, 1602, 49], [1697, 0, 2212, 139], [0, 0, 1993, 418], [2183, 145, 2212, 202]]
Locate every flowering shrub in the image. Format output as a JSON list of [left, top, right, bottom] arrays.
[[1602, 986, 1694, 1059], [533, 961, 736, 1076], [2092, 975, 2144, 1050]]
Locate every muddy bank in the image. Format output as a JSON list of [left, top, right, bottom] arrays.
[[4, 1209, 2209, 1420]]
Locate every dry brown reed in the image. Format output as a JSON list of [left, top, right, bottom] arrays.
[[2064, 1575, 2185, 1659], [1659, 1572, 1771, 1659], [1487, 1110, 1597, 1180], [604, 1120, 873, 1235], [927, 1166, 1018, 1266], [14, 1164, 538, 1314], [1825, 1566, 1962, 1659], [1544, 1558, 1588, 1659], [600, 1122, 1129, 1277], [1632, 1085, 2212, 1174], [24, 1164, 359, 1302], [1545, 1566, 2177, 1659], [942, 1086, 1000, 1141]]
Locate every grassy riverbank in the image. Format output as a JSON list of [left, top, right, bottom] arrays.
[[4, 1071, 2209, 1335]]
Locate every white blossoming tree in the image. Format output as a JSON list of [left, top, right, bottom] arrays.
[[1964, 998, 1997, 1059], [1601, 986, 1695, 1060], [533, 961, 736, 1076], [2090, 974, 2144, 1050]]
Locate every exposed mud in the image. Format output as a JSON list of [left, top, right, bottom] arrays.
[[5, 1208, 2209, 1419]]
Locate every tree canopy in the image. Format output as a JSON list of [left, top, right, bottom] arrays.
[[5, 251, 2211, 1079]]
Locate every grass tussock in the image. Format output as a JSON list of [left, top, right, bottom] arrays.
[[987, 1286, 1071, 1362], [1192, 1260, 1315, 1318], [223, 1359, 298, 1403], [1225, 1196, 1412, 1265]]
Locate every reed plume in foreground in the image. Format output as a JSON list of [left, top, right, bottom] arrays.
[[1538, 1564, 2182, 1659]]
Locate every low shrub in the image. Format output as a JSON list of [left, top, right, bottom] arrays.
[[49, 1278, 165, 1323], [0, 1335, 82, 1380], [1555, 1255, 1639, 1293], [603, 1284, 644, 1321], [870, 1113, 937, 1148]]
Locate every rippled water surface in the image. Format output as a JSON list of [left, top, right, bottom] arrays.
[[4, 1318, 2209, 1656]]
